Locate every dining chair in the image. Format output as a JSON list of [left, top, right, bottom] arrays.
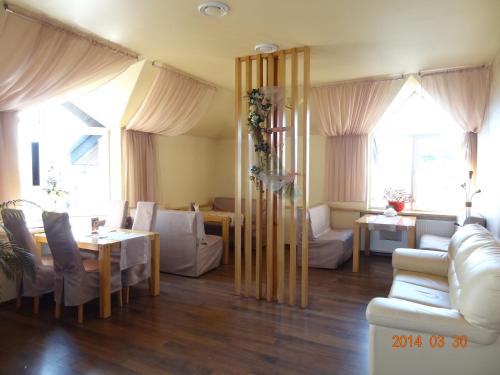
[[1, 209, 55, 314], [103, 200, 129, 229], [42, 211, 122, 323], [122, 201, 158, 304]]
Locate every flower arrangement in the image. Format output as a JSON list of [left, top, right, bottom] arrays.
[[43, 166, 68, 210], [247, 88, 298, 199], [383, 188, 411, 212]]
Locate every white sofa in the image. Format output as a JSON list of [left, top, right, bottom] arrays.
[[298, 204, 353, 269], [366, 224, 500, 375], [154, 210, 223, 277]]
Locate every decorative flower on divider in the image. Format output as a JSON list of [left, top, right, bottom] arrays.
[[247, 88, 299, 200]]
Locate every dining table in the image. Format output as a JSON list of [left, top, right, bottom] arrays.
[[32, 228, 160, 319]]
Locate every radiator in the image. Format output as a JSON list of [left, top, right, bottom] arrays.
[[415, 219, 456, 245], [367, 218, 456, 254]]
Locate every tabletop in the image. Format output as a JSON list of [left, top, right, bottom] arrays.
[[33, 228, 157, 251], [355, 214, 417, 228]]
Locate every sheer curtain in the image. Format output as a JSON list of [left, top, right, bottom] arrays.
[[0, 7, 136, 202], [126, 66, 216, 135], [123, 64, 216, 206], [421, 66, 491, 183], [312, 78, 404, 201]]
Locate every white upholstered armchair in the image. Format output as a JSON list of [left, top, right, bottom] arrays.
[[297, 204, 353, 269], [155, 210, 223, 277]]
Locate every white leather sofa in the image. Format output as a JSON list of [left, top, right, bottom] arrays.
[[366, 224, 500, 375], [154, 210, 223, 277]]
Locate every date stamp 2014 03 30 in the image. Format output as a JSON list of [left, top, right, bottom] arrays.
[[392, 335, 468, 350]]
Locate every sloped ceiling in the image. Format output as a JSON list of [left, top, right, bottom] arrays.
[[7, 0, 500, 138]]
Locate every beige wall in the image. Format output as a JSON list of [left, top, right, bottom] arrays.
[[154, 134, 219, 208], [478, 51, 500, 238]]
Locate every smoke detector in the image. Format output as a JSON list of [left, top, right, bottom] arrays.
[[254, 43, 279, 53], [198, 2, 230, 17]]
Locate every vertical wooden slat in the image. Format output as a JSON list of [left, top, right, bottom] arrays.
[[301, 47, 311, 308], [244, 57, 253, 297], [255, 55, 264, 299], [289, 48, 299, 306], [276, 51, 286, 304], [234, 58, 243, 295], [265, 54, 275, 302]]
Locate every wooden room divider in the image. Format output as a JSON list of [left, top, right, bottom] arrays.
[[234, 47, 310, 307]]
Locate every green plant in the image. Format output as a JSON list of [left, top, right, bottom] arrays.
[[0, 200, 38, 287]]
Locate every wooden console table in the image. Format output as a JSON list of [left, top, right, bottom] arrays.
[[353, 214, 416, 272]]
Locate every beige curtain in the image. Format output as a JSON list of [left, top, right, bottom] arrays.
[[122, 130, 157, 208], [0, 112, 20, 202], [0, 8, 136, 201], [326, 135, 368, 202], [126, 66, 216, 135], [312, 78, 403, 201], [421, 67, 490, 180]]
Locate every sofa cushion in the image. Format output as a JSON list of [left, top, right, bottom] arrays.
[[448, 224, 490, 259], [389, 280, 451, 309], [309, 204, 331, 239], [456, 242, 500, 331], [446, 224, 500, 330], [394, 270, 449, 292], [419, 234, 450, 252]]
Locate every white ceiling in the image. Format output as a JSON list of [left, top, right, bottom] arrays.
[[8, 0, 500, 89]]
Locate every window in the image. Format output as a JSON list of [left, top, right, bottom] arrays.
[[369, 87, 465, 213], [18, 102, 111, 220]]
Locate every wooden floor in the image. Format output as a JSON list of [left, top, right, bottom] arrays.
[[0, 254, 392, 375]]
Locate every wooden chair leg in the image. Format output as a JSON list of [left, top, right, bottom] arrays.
[[117, 290, 123, 307], [33, 296, 40, 314], [77, 305, 83, 324], [16, 294, 22, 310], [123, 287, 130, 305], [55, 303, 62, 319]]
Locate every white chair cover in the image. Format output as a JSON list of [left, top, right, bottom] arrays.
[[42, 211, 121, 306], [105, 200, 128, 229], [123, 201, 158, 287]]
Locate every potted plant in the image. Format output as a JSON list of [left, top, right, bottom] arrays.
[[383, 188, 411, 212], [0, 200, 37, 296]]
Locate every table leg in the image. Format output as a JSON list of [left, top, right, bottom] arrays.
[[407, 226, 416, 248], [98, 244, 111, 319], [364, 227, 371, 256], [222, 217, 230, 265], [149, 233, 160, 296], [353, 222, 360, 272]]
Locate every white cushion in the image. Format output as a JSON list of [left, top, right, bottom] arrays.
[[389, 280, 451, 309], [394, 270, 449, 292], [419, 234, 450, 252], [308, 204, 331, 239]]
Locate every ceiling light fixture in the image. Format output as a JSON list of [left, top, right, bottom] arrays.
[[254, 43, 279, 54], [198, 1, 230, 17]]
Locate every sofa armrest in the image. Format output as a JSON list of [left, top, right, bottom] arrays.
[[366, 297, 497, 345], [392, 248, 449, 276]]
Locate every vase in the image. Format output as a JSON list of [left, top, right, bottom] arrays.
[[388, 201, 405, 212]]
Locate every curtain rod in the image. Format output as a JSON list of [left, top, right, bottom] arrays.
[[152, 61, 218, 89], [418, 64, 488, 77], [313, 73, 407, 89], [3, 2, 140, 60]]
